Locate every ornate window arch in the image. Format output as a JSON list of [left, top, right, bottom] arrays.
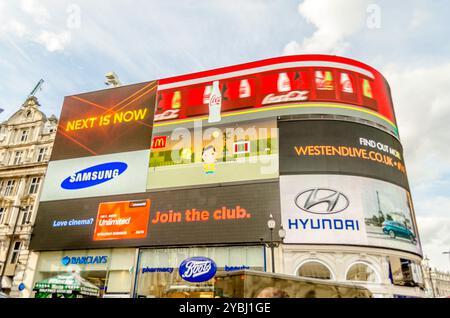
[[296, 259, 335, 280], [345, 261, 379, 283]]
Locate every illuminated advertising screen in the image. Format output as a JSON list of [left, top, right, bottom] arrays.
[[30, 182, 281, 250], [279, 120, 408, 189], [280, 175, 421, 255], [148, 119, 278, 190], [51, 81, 157, 161], [155, 55, 397, 134]]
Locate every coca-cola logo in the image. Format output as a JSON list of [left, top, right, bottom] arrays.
[[262, 90, 309, 105], [209, 95, 221, 107], [179, 257, 217, 282], [154, 109, 180, 122]]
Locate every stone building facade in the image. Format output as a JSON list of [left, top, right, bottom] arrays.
[[0, 97, 57, 297]]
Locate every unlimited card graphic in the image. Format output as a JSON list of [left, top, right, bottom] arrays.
[[93, 199, 151, 241]]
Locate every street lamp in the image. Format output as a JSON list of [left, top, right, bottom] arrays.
[[262, 214, 286, 273], [443, 251, 450, 262], [423, 256, 436, 298], [0, 205, 26, 293]]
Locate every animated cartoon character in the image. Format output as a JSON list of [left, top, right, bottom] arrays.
[[202, 145, 217, 175]]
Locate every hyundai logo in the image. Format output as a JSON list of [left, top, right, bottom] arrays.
[[295, 188, 349, 214], [61, 162, 128, 190], [179, 257, 217, 283]]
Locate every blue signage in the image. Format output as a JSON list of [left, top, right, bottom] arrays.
[[142, 267, 174, 274], [61, 255, 108, 266], [60, 162, 128, 190], [225, 265, 250, 271], [18, 283, 26, 291], [179, 257, 217, 283]]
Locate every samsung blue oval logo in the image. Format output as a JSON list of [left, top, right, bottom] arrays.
[[179, 257, 217, 283], [61, 162, 128, 190]]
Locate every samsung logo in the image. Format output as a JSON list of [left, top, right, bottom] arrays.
[[61, 162, 128, 190]]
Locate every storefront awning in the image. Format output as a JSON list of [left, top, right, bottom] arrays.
[[33, 273, 100, 298]]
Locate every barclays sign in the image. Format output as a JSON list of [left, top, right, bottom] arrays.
[[60, 162, 128, 190], [179, 257, 217, 283], [61, 255, 108, 266]]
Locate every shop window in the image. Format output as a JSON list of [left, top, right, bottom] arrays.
[[346, 262, 378, 282], [136, 246, 264, 298], [297, 261, 333, 280], [389, 256, 422, 287]]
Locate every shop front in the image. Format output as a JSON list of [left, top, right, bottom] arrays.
[[135, 246, 264, 298], [32, 248, 136, 298]]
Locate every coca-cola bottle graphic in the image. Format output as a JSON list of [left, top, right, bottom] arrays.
[[171, 91, 181, 109], [315, 71, 325, 89], [277, 72, 291, 92], [208, 81, 222, 123], [340, 73, 354, 93], [363, 79, 373, 98], [239, 79, 251, 98], [203, 85, 212, 104]]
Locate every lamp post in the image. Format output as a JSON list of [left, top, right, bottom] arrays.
[[0, 205, 26, 293], [424, 256, 436, 298], [263, 214, 286, 273], [443, 251, 450, 263]]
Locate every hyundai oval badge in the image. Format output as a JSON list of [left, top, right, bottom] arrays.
[[295, 188, 349, 214], [60, 162, 128, 190], [179, 257, 217, 283]]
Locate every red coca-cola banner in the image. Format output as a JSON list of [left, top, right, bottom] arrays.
[[154, 55, 396, 130]]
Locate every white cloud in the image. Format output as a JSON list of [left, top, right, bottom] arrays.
[[416, 216, 450, 271], [20, 0, 50, 25], [283, 0, 370, 55], [409, 8, 430, 30], [35, 30, 71, 52], [383, 63, 450, 271], [383, 63, 450, 186], [0, 1, 71, 52]]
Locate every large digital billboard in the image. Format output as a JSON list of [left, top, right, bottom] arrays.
[[40, 149, 150, 201], [51, 81, 157, 161], [148, 119, 278, 189], [280, 175, 421, 255], [30, 182, 281, 250], [279, 120, 408, 189], [154, 55, 397, 135]]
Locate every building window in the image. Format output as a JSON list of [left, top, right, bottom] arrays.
[[4, 180, 16, 196], [20, 205, 33, 225], [29, 177, 41, 194], [297, 260, 333, 280], [9, 241, 22, 264], [346, 262, 378, 282], [0, 207, 6, 224], [20, 129, 29, 142], [37, 148, 47, 162], [13, 151, 23, 165]]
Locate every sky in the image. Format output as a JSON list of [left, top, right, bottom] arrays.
[[0, 0, 449, 271]]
